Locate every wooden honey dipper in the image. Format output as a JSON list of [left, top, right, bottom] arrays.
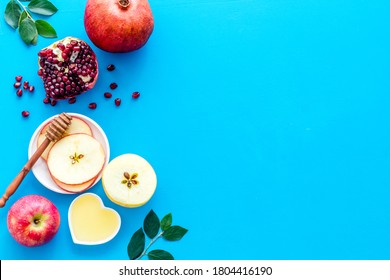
[[0, 113, 72, 208]]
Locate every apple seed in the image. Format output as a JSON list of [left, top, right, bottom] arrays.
[[121, 172, 139, 188], [69, 153, 84, 164]]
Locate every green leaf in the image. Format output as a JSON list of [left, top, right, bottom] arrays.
[[35, 19, 56, 38], [5, 0, 22, 29], [143, 210, 160, 239], [31, 33, 38, 45], [162, 226, 188, 241], [160, 213, 172, 231], [28, 0, 58, 16], [148, 250, 174, 260], [127, 228, 145, 260], [19, 17, 37, 45], [18, 10, 28, 27]]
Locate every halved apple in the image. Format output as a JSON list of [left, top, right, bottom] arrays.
[[102, 154, 157, 207], [37, 116, 93, 161], [47, 133, 105, 186]]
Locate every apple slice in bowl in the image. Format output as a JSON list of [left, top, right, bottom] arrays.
[[52, 175, 98, 194], [28, 113, 110, 194], [47, 133, 106, 186], [37, 116, 93, 161]]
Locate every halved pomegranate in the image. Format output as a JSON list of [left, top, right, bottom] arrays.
[[38, 36, 98, 100]]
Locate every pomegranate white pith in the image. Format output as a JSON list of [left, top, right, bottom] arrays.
[[38, 37, 98, 100]]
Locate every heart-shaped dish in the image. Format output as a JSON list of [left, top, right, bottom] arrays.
[[68, 193, 121, 245]]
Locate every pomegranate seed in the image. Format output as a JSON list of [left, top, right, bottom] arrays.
[[88, 102, 97, 109], [23, 81, 29, 89], [14, 82, 21, 88], [21, 111, 29, 117], [50, 99, 57, 106], [68, 97, 76, 104], [109, 82, 118, 89], [104, 92, 112, 98], [115, 98, 121, 106], [43, 97, 51, 104], [28, 85, 35, 92], [38, 50, 47, 57], [15, 76, 22, 82], [107, 64, 115, 71], [132, 91, 140, 99], [16, 89, 23, 97]]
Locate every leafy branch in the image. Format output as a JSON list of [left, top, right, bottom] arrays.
[[128, 210, 188, 260], [4, 0, 58, 45]]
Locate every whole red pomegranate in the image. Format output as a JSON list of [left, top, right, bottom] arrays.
[[38, 37, 98, 100], [84, 0, 154, 53]]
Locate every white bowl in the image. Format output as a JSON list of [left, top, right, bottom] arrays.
[[28, 113, 110, 194]]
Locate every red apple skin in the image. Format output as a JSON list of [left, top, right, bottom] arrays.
[[7, 195, 60, 247]]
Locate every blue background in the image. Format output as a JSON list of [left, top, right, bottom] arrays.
[[0, 0, 390, 260]]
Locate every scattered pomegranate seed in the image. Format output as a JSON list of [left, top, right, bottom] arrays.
[[16, 89, 23, 97], [132, 91, 140, 99], [15, 76, 22, 82], [43, 97, 51, 104], [14, 82, 21, 88], [109, 82, 118, 89], [68, 97, 76, 104], [115, 98, 121, 106], [88, 102, 97, 109], [50, 99, 57, 106], [104, 92, 112, 98], [37, 69, 43, 76], [107, 64, 115, 71], [28, 85, 35, 92], [21, 111, 30, 117], [23, 81, 29, 89]]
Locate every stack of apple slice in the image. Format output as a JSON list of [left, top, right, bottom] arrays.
[[37, 116, 106, 193]]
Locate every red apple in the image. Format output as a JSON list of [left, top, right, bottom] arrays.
[[7, 195, 60, 247]]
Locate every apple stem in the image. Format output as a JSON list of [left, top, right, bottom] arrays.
[[118, 0, 130, 8], [136, 231, 164, 260]]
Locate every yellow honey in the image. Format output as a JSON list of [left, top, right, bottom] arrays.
[[68, 193, 121, 244]]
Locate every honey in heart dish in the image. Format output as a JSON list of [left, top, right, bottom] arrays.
[[68, 193, 121, 245]]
